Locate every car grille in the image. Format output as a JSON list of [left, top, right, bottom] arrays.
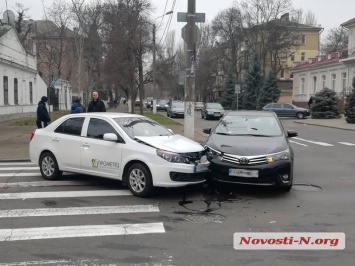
[[222, 153, 268, 165]]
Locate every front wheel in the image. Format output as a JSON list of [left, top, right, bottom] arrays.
[[127, 163, 153, 197], [296, 112, 304, 119], [39, 152, 62, 180]]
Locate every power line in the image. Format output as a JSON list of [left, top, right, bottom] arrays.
[[157, 0, 169, 30], [158, 0, 176, 45]]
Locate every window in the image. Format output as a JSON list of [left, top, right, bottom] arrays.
[[87, 118, 118, 140], [291, 52, 295, 61], [54, 117, 85, 136], [290, 74, 293, 79], [301, 78, 305, 94], [313, 77, 317, 93], [332, 74, 336, 90], [322, 75, 326, 89], [3, 76, 8, 105], [280, 69, 285, 79], [14, 78, 18, 104], [301, 52, 305, 61], [301, 35, 306, 44], [272, 104, 282, 108], [283, 104, 293, 109], [342, 73, 347, 92], [29, 82, 33, 104]]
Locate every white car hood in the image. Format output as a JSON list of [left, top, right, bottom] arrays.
[[135, 135, 203, 153]]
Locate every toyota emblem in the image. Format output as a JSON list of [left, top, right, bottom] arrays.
[[239, 157, 249, 165]]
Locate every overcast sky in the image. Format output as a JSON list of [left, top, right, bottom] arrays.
[[1, 0, 355, 44]]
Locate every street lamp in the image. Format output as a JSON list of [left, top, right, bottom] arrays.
[[152, 11, 173, 113]]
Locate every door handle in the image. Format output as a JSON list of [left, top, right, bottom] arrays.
[[52, 138, 59, 142], [82, 143, 90, 148]]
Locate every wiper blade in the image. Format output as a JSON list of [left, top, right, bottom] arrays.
[[216, 132, 231, 135]]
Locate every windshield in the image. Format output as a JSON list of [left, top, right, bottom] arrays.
[[114, 117, 172, 138], [172, 102, 184, 108], [214, 115, 282, 136], [157, 100, 167, 105], [206, 103, 223, 109]]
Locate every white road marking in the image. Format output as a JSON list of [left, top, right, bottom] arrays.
[[0, 223, 165, 241], [0, 260, 170, 266], [289, 140, 308, 146], [0, 205, 160, 218], [0, 167, 39, 171], [0, 181, 99, 188], [0, 190, 131, 200], [293, 137, 334, 147], [0, 162, 34, 166], [338, 142, 355, 146], [0, 173, 41, 177]]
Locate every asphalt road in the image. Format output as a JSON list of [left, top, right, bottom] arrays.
[[0, 112, 354, 266]]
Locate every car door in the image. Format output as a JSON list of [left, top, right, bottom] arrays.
[[80, 118, 124, 178], [282, 104, 295, 117], [53, 117, 85, 172], [271, 103, 283, 116]]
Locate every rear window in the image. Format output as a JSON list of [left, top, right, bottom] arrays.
[[54, 117, 84, 136]]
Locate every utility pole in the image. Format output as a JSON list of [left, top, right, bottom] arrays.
[[182, 0, 199, 139], [178, 1, 204, 139], [152, 24, 157, 114]]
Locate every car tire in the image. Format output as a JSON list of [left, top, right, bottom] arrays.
[[201, 111, 204, 119], [167, 111, 170, 117], [296, 112, 304, 119], [39, 152, 63, 180], [127, 163, 153, 197]]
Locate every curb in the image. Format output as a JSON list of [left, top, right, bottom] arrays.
[[293, 121, 355, 131], [0, 159, 31, 162]]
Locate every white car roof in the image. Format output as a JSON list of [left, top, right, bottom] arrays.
[[66, 112, 145, 119]]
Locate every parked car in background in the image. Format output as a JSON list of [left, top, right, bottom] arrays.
[[167, 101, 185, 118], [262, 103, 310, 119], [135, 98, 141, 106], [29, 113, 210, 197], [154, 99, 169, 111], [201, 102, 225, 120], [203, 111, 298, 191], [195, 102, 204, 111], [145, 97, 154, 108]]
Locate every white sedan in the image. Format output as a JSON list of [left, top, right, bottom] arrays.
[[29, 113, 209, 197]]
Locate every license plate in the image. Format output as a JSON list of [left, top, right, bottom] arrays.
[[194, 155, 210, 173], [229, 168, 258, 178], [214, 112, 221, 116]]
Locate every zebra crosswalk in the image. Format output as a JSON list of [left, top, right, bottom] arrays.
[[0, 161, 166, 243], [290, 137, 355, 148]]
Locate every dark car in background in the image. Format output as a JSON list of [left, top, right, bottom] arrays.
[[262, 103, 310, 119], [145, 97, 154, 108], [203, 111, 298, 191], [167, 101, 185, 118], [154, 99, 169, 111], [201, 102, 225, 120]]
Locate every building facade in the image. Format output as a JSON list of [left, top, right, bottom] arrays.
[[291, 17, 355, 111], [0, 25, 47, 121]]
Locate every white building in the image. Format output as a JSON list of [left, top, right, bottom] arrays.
[[0, 25, 47, 121], [292, 17, 355, 111]]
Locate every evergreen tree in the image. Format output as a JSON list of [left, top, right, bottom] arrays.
[[256, 71, 280, 110], [243, 55, 263, 110], [219, 75, 236, 109], [344, 77, 355, 123], [311, 87, 340, 119]]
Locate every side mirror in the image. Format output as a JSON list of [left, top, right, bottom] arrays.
[[203, 128, 212, 134], [103, 133, 118, 142], [287, 130, 298, 138]]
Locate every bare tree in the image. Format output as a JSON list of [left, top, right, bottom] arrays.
[[291, 8, 318, 26], [321, 27, 349, 55]]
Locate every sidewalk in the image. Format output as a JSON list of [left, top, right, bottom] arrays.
[[293, 116, 355, 131]]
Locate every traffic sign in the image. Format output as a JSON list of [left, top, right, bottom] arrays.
[[181, 24, 200, 43], [177, 12, 205, 23]]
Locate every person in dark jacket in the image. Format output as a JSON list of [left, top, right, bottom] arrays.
[[87, 91, 106, 112], [36, 96, 51, 128], [71, 98, 84, 114]]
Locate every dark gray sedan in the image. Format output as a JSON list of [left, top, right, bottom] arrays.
[[262, 103, 310, 119], [201, 102, 225, 120]]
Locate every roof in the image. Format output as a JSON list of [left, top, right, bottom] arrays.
[[341, 17, 355, 27], [66, 113, 145, 119], [291, 53, 342, 71], [22, 20, 76, 38], [226, 111, 275, 117], [0, 25, 12, 38]]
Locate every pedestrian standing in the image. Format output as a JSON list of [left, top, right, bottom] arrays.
[[36, 96, 51, 128], [308, 96, 313, 109], [71, 98, 84, 113], [87, 91, 106, 112]]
